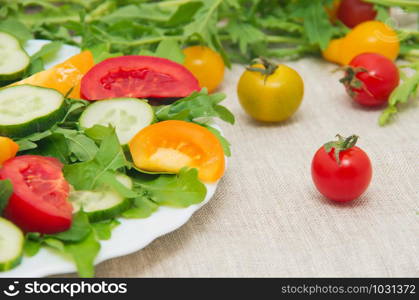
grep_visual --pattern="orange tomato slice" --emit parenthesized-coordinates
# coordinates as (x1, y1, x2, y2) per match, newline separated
(0, 137, 19, 165)
(129, 120, 225, 183)
(12, 50, 94, 98)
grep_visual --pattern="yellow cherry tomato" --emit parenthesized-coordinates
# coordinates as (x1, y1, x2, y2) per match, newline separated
(323, 21, 400, 65)
(0, 137, 18, 165)
(183, 46, 225, 93)
(237, 60, 304, 122)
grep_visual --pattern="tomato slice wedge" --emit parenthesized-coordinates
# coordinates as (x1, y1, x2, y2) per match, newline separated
(80, 56, 200, 101)
(12, 50, 94, 99)
(129, 120, 225, 183)
(0, 155, 72, 234)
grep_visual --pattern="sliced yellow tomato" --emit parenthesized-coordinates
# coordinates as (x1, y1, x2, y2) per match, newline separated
(12, 50, 94, 98)
(129, 120, 225, 183)
(0, 137, 18, 165)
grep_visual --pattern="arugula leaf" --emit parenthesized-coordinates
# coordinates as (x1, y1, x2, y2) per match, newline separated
(165, 1, 204, 27)
(24, 41, 63, 77)
(30, 133, 70, 163)
(0, 18, 33, 44)
(122, 195, 159, 219)
(30, 41, 63, 62)
(64, 231, 100, 278)
(290, 0, 337, 50)
(16, 130, 53, 151)
(0, 180, 13, 215)
(24, 238, 42, 257)
(84, 124, 115, 142)
(43, 238, 65, 252)
(47, 211, 91, 243)
(154, 39, 185, 64)
(203, 125, 231, 157)
(102, 4, 170, 23)
(133, 168, 207, 208)
(155, 90, 235, 125)
(24, 127, 98, 163)
(379, 67, 419, 126)
(87, 42, 123, 64)
(225, 22, 266, 54)
(92, 219, 120, 240)
(184, 0, 222, 45)
(64, 128, 128, 192)
(25, 211, 101, 277)
(54, 128, 98, 162)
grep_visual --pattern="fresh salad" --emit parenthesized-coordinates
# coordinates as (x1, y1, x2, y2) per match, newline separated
(0, 31, 234, 277)
(0, 0, 418, 278)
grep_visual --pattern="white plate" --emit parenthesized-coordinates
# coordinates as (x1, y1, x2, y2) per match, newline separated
(0, 40, 223, 277)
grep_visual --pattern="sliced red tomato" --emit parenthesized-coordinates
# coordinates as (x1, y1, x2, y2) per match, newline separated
(80, 55, 200, 101)
(0, 155, 72, 234)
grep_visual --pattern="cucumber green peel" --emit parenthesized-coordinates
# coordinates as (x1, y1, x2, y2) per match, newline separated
(0, 218, 24, 272)
(0, 85, 66, 138)
(0, 31, 30, 82)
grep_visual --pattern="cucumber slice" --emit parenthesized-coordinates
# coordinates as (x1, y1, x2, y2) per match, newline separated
(80, 98, 154, 144)
(0, 217, 24, 272)
(0, 32, 30, 82)
(0, 85, 66, 137)
(70, 174, 133, 222)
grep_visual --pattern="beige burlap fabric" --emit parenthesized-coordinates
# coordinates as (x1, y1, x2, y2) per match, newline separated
(73, 58, 417, 277)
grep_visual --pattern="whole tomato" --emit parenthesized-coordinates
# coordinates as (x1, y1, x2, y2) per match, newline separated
(311, 135, 372, 202)
(340, 53, 400, 107)
(323, 21, 400, 65)
(337, 0, 377, 28)
(183, 46, 225, 93)
(237, 58, 304, 122)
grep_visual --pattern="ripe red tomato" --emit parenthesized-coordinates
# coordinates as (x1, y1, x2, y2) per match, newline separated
(81, 55, 200, 101)
(340, 53, 399, 107)
(311, 135, 372, 202)
(337, 0, 377, 28)
(0, 155, 72, 234)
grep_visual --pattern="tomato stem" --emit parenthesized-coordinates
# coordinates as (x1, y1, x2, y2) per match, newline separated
(324, 134, 359, 165)
(339, 67, 371, 98)
(246, 58, 278, 83)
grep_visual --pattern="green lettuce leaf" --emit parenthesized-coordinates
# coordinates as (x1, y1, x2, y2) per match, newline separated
(0, 179, 13, 215)
(64, 231, 100, 278)
(133, 168, 207, 208)
(155, 90, 234, 125)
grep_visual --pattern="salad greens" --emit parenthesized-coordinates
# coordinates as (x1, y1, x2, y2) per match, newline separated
(379, 63, 419, 125)
(6, 88, 232, 277)
(0, 180, 13, 215)
(2, 0, 418, 64)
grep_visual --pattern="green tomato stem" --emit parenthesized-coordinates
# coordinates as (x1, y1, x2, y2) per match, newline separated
(323, 135, 359, 165)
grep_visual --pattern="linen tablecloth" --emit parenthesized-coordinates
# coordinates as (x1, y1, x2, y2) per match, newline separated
(77, 58, 418, 277)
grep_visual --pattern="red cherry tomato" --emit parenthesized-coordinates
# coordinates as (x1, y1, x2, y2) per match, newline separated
(81, 55, 200, 101)
(0, 155, 72, 234)
(311, 135, 372, 202)
(340, 53, 399, 107)
(337, 0, 377, 28)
